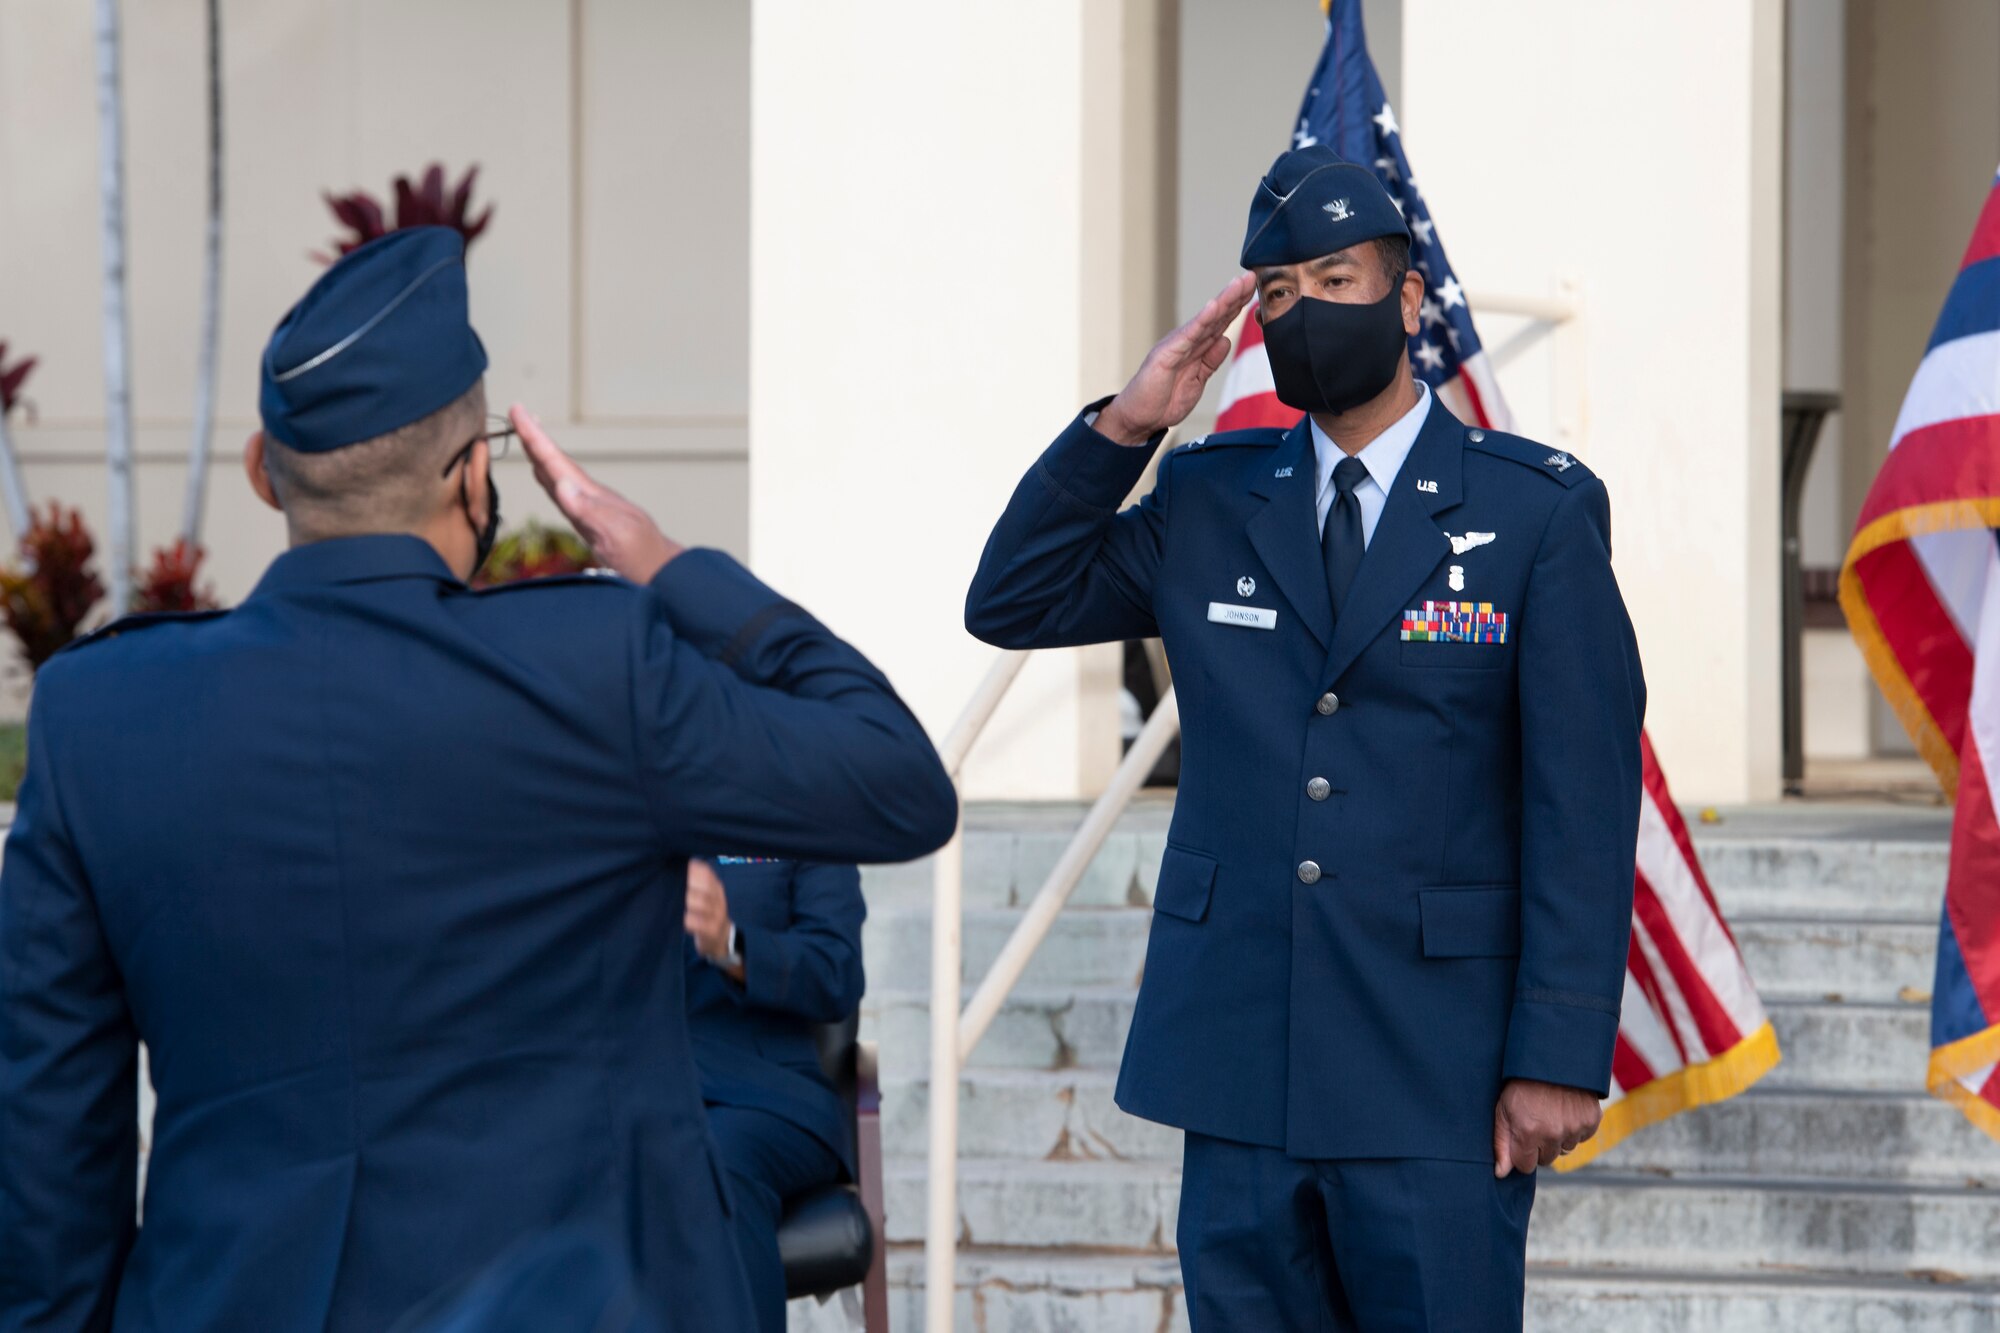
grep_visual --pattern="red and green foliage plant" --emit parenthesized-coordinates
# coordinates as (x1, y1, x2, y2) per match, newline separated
(321, 163, 494, 261)
(0, 342, 36, 415)
(473, 520, 598, 589)
(0, 505, 106, 671)
(132, 538, 220, 615)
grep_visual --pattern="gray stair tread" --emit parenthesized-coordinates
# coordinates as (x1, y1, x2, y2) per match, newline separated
(1541, 1168, 2000, 1199)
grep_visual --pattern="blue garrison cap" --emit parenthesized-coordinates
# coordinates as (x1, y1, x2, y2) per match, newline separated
(1239, 145, 1409, 269)
(259, 227, 488, 453)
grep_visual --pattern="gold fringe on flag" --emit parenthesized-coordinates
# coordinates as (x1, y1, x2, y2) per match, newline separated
(1554, 1022, 1781, 1172)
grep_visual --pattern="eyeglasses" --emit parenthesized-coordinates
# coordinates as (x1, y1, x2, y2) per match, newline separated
(441, 415, 519, 478)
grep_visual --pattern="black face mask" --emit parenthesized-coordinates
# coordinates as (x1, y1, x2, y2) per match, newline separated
(1260, 285, 1408, 415)
(463, 472, 501, 580)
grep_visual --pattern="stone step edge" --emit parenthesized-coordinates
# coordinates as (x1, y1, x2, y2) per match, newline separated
(880, 1065, 1951, 1102)
(868, 903, 1941, 924)
(869, 1247, 2000, 1298)
(882, 1157, 2000, 1201)
(866, 984, 1932, 1013)
(1526, 1263, 2000, 1297)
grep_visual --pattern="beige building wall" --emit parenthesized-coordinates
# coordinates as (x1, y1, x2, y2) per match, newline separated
(748, 0, 1174, 801)
(9, 0, 1978, 801)
(1402, 0, 1787, 803)
(0, 0, 752, 670)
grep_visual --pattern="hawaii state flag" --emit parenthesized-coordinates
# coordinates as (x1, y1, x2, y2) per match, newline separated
(1219, 0, 1780, 1168)
(1840, 170, 2000, 1139)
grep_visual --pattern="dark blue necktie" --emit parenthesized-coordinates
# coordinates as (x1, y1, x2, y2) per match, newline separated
(1322, 455, 1369, 619)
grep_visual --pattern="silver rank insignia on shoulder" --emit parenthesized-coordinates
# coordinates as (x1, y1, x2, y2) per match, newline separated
(1446, 531, 1496, 555)
(1237, 576, 1256, 598)
(1544, 451, 1577, 472)
(1416, 479, 1439, 494)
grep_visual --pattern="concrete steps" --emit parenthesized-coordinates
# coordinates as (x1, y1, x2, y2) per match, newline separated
(877, 1067, 2000, 1184)
(1530, 1172, 2000, 1279)
(801, 802, 1978, 1330)
(1523, 1267, 2000, 1333)
(868, 987, 1936, 1089)
(877, 1159, 2000, 1280)
(790, 1254, 2000, 1333)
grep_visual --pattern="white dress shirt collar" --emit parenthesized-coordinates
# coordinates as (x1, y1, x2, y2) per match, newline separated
(1309, 381, 1433, 544)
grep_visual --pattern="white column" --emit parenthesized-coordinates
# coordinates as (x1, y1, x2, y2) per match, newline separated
(1401, 0, 1786, 803)
(749, 1, 1170, 800)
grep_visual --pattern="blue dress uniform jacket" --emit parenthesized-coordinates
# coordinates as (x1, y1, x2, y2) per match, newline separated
(0, 535, 955, 1333)
(686, 860, 864, 1176)
(966, 400, 1645, 1162)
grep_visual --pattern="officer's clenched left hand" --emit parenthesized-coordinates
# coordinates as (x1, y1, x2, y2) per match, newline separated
(512, 404, 684, 584)
(1492, 1077, 1602, 1176)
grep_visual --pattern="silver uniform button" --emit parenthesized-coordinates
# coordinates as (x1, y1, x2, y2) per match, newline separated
(1315, 692, 1341, 716)
(1307, 777, 1330, 801)
(1297, 860, 1322, 884)
(1468, 429, 1485, 442)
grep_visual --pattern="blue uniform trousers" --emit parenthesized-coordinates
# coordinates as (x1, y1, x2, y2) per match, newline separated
(708, 1104, 845, 1333)
(1179, 1132, 1535, 1332)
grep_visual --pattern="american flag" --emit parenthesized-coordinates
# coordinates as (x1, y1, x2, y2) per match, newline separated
(1218, 0, 1780, 1169)
(1841, 170, 2000, 1139)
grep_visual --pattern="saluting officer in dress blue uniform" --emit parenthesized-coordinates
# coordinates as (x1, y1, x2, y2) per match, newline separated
(681, 856, 863, 1333)
(0, 226, 957, 1333)
(966, 148, 1646, 1330)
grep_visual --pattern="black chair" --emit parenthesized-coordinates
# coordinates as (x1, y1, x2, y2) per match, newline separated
(776, 1013, 887, 1332)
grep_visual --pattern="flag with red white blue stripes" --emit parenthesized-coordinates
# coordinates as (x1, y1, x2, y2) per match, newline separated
(1219, 0, 1780, 1169)
(1841, 170, 2000, 1139)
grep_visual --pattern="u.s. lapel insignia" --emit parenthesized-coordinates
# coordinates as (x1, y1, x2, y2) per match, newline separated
(1274, 466, 1294, 478)
(1448, 565, 1465, 592)
(1446, 531, 1496, 556)
(1416, 479, 1439, 494)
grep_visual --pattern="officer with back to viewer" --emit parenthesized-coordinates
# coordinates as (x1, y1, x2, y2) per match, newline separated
(0, 226, 957, 1333)
(965, 146, 1647, 1331)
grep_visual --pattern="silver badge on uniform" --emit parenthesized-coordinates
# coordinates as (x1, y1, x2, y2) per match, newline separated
(1324, 198, 1354, 223)
(1446, 531, 1496, 556)
(1448, 565, 1465, 592)
(1237, 576, 1256, 598)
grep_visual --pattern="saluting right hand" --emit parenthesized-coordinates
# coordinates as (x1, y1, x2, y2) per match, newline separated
(1092, 274, 1257, 446)
(512, 404, 684, 585)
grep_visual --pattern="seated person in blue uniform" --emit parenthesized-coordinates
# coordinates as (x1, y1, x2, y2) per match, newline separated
(682, 856, 863, 1333)
(0, 226, 956, 1333)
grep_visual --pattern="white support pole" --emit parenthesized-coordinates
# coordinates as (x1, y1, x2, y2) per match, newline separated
(922, 649, 1025, 1331)
(182, 0, 224, 543)
(1464, 289, 1577, 325)
(959, 688, 1179, 1061)
(940, 651, 1029, 775)
(94, 0, 136, 614)
(923, 819, 964, 1333)
(0, 411, 31, 540)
